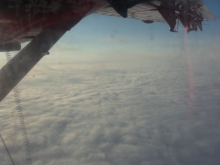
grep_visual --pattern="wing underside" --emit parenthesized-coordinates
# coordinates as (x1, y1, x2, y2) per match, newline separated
(95, 0, 215, 22)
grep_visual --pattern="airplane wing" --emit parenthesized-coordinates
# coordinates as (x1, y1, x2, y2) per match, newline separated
(197, 0, 216, 21)
(94, 0, 215, 23)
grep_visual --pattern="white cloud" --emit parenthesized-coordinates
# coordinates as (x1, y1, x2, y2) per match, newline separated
(1, 53, 220, 165)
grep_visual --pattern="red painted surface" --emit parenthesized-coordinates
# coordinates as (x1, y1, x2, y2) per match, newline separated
(0, 0, 107, 45)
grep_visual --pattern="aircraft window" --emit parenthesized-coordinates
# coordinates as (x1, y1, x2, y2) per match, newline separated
(0, 0, 220, 165)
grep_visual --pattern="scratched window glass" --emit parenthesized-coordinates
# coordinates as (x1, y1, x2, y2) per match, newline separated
(0, 1, 220, 165)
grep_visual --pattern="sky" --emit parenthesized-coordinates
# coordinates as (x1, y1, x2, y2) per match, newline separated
(45, 0, 220, 63)
(1, 0, 220, 165)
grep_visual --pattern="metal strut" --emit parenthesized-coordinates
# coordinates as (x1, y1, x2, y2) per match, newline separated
(0, 29, 66, 165)
(0, 29, 67, 102)
(0, 29, 66, 164)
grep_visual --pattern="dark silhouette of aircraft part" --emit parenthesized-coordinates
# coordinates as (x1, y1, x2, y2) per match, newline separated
(96, 0, 214, 33)
(106, 0, 147, 17)
(156, 2, 177, 32)
(147, 0, 206, 33)
(176, 1, 205, 32)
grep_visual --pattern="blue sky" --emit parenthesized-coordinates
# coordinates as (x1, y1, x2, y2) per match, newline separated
(50, 0, 220, 62)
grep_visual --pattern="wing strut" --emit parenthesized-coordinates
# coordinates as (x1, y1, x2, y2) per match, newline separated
(0, 29, 66, 102)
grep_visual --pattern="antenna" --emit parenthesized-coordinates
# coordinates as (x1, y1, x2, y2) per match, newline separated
(0, 133, 15, 165)
(5, 51, 33, 165)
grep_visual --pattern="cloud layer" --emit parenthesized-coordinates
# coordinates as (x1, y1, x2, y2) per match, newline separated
(1, 54, 220, 165)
